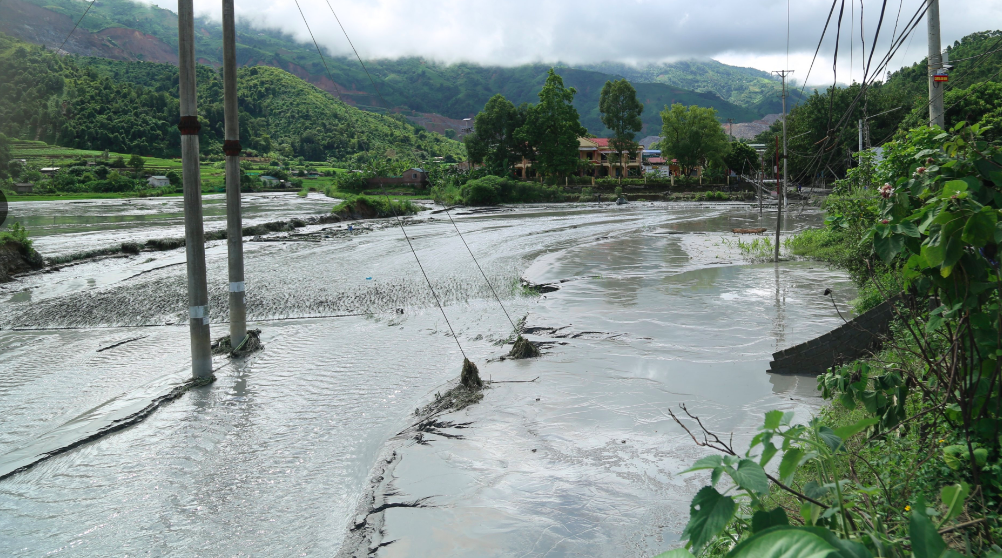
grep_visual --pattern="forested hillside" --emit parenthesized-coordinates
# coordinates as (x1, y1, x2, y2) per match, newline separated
(0, 33, 464, 162)
(751, 29, 1002, 184)
(579, 59, 802, 115)
(0, 0, 770, 131)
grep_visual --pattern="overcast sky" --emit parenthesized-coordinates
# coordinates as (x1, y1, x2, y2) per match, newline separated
(154, 0, 1001, 86)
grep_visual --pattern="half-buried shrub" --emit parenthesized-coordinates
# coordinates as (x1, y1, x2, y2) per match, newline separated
(331, 195, 421, 219)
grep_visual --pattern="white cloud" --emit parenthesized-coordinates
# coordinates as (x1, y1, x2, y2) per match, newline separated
(150, 0, 1002, 84)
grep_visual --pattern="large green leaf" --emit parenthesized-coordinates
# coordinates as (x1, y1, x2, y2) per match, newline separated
(910, 511, 947, 558)
(962, 208, 997, 247)
(728, 458, 770, 495)
(752, 507, 790, 533)
(874, 233, 905, 263)
(681, 486, 736, 554)
(778, 448, 804, 484)
(725, 527, 838, 558)
(682, 454, 723, 473)
(832, 418, 879, 441)
(941, 180, 969, 198)
(818, 427, 844, 453)
(940, 482, 971, 524)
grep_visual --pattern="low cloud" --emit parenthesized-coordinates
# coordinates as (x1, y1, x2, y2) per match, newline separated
(152, 0, 1000, 84)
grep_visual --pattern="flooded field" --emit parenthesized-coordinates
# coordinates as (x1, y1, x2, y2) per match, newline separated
(0, 195, 854, 556)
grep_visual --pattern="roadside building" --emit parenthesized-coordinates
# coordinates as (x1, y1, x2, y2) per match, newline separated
(13, 182, 34, 194)
(147, 175, 170, 188)
(366, 168, 429, 188)
(513, 138, 646, 179)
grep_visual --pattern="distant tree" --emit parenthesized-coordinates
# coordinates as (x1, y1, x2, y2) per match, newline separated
(464, 94, 529, 176)
(128, 154, 145, 176)
(515, 69, 588, 179)
(110, 156, 126, 168)
(599, 79, 644, 183)
(723, 141, 761, 176)
(943, 81, 1002, 141)
(165, 170, 181, 186)
(658, 104, 729, 179)
(0, 133, 10, 180)
(444, 129, 457, 140)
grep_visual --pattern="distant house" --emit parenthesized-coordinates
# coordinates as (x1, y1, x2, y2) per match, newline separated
(259, 175, 280, 186)
(306, 171, 321, 179)
(39, 167, 60, 175)
(515, 138, 646, 179)
(366, 168, 429, 188)
(147, 175, 170, 187)
(13, 182, 33, 194)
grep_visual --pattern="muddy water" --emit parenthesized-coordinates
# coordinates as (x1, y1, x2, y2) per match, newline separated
(0, 198, 854, 556)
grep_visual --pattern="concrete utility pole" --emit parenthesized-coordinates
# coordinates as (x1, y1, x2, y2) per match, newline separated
(177, 0, 213, 381)
(926, 0, 945, 128)
(772, 69, 793, 263)
(858, 119, 864, 155)
(222, 0, 247, 349)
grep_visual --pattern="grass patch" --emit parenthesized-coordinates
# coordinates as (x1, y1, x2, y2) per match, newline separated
(331, 194, 421, 219)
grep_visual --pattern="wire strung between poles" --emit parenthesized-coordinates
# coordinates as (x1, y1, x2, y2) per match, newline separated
(321, 0, 522, 338)
(379, 191, 469, 360)
(441, 206, 518, 332)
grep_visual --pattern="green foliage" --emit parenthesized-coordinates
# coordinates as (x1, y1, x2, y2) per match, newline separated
(0, 32, 463, 162)
(330, 194, 420, 218)
(0, 133, 10, 180)
(659, 104, 730, 177)
(8, 0, 763, 135)
(600, 79, 644, 182)
(756, 82, 907, 184)
(0, 221, 32, 251)
(581, 59, 803, 116)
(515, 69, 588, 178)
(454, 175, 566, 206)
(724, 141, 760, 175)
(677, 124, 1002, 557)
(464, 94, 529, 175)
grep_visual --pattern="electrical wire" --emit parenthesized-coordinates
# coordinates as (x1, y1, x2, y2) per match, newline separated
(56, 0, 96, 54)
(320, 0, 521, 335)
(290, 0, 470, 357)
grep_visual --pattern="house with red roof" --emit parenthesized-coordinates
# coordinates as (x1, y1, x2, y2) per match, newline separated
(514, 137, 649, 179)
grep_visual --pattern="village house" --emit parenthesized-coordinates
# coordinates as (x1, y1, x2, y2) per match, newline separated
(514, 138, 646, 179)
(13, 182, 34, 194)
(259, 175, 280, 186)
(366, 168, 429, 188)
(147, 175, 170, 188)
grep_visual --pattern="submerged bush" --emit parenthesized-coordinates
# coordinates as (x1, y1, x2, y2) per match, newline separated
(331, 194, 421, 219)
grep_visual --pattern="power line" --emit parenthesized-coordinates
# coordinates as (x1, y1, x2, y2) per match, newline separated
(289, 0, 471, 357)
(320, 0, 521, 336)
(56, 0, 96, 54)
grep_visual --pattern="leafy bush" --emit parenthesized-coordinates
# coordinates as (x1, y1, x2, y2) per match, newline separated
(331, 194, 420, 219)
(668, 123, 1002, 557)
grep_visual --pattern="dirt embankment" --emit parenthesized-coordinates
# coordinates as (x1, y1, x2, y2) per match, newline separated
(0, 241, 43, 282)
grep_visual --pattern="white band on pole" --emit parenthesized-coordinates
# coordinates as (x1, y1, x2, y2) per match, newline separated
(189, 305, 207, 319)
(229, 281, 245, 292)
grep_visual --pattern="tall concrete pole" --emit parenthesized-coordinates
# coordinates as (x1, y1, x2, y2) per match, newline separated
(177, 0, 213, 381)
(926, 0, 945, 128)
(222, 0, 247, 348)
(772, 70, 793, 262)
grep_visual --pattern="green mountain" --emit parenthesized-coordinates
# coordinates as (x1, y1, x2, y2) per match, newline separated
(0, 0, 764, 133)
(577, 59, 802, 115)
(0, 32, 464, 162)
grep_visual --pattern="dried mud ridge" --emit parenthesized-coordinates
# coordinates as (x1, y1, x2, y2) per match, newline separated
(0, 240, 43, 282)
(0, 373, 216, 481)
(37, 213, 362, 272)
